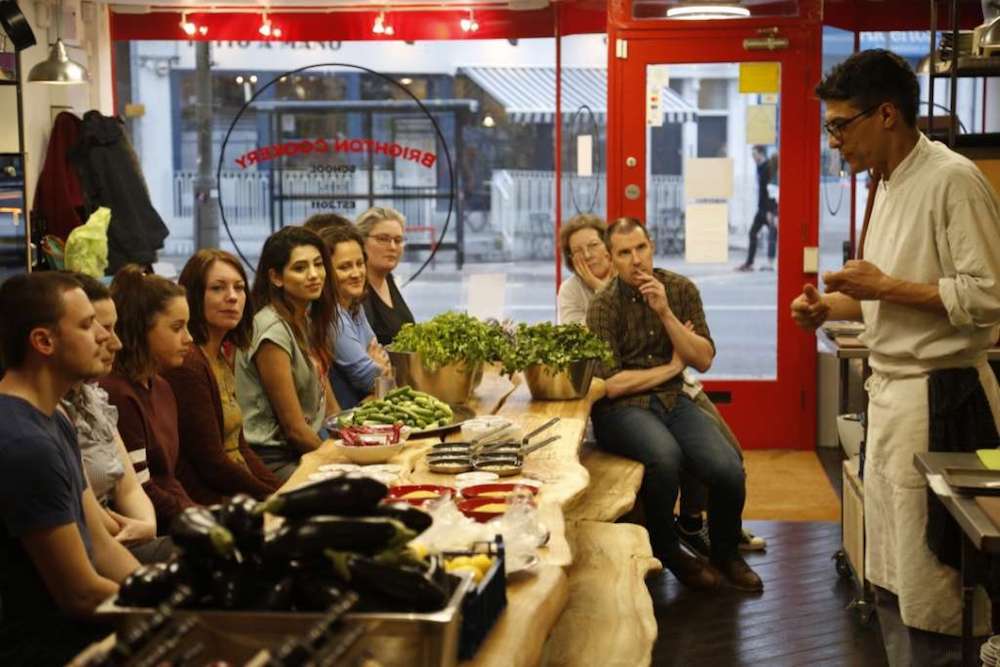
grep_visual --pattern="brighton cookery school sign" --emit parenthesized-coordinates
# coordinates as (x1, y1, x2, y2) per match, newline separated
(233, 137, 438, 170)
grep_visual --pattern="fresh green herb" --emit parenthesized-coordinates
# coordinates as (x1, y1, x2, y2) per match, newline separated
(389, 312, 509, 371)
(499, 322, 612, 376)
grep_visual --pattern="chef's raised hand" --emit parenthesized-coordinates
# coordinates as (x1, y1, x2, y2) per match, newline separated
(823, 260, 888, 301)
(791, 283, 830, 330)
(636, 271, 670, 317)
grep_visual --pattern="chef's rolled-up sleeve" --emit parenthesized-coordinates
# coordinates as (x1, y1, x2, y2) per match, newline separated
(939, 196, 1000, 330)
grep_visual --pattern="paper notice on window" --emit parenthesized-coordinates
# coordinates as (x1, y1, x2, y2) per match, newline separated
(685, 203, 729, 264)
(648, 65, 670, 89)
(466, 273, 506, 321)
(577, 135, 593, 177)
(646, 85, 663, 127)
(684, 158, 733, 200)
(746, 104, 777, 146)
(739, 62, 781, 94)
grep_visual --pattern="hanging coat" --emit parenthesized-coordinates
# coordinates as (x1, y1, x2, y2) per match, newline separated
(71, 111, 169, 273)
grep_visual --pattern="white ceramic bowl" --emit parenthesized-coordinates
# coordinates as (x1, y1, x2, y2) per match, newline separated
(333, 439, 404, 464)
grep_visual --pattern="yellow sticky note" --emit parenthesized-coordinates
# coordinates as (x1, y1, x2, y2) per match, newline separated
(978, 449, 1000, 470)
(739, 62, 780, 94)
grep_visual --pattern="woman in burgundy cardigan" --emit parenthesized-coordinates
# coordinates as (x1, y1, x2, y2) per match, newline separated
(101, 266, 197, 531)
(165, 250, 280, 503)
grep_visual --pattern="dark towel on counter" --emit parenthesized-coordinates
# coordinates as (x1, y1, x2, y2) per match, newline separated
(927, 366, 1000, 570)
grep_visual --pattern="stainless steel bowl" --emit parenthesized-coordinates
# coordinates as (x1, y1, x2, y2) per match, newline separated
(523, 358, 598, 401)
(387, 349, 483, 405)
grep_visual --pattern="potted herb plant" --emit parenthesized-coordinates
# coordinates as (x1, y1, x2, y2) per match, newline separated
(388, 312, 508, 404)
(500, 322, 612, 400)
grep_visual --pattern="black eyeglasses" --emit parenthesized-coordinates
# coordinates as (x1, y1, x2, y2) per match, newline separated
(823, 104, 880, 138)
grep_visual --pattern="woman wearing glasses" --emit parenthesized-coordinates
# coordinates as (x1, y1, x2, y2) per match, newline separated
(557, 214, 613, 325)
(355, 206, 415, 346)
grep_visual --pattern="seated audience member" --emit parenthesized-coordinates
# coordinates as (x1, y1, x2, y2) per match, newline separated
(101, 266, 198, 531)
(61, 273, 173, 564)
(236, 226, 339, 482)
(318, 225, 391, 409)
(165, 250, 281, 503)
(561, 218, 765, 554)
(303, 212, 352, 235)
(586, 218, 762, 592)
(355, 206, 414, 345)
(558, 214, 614, 325)
(0, 272, 139, 665)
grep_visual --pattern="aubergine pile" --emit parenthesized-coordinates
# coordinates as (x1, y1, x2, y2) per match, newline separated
(117, 475, 452, 614)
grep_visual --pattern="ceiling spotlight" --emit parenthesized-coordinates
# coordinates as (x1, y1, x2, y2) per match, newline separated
(259, 13, 272, 37)
(460, 9, 479, 33)
(179, 12, 196, 36)
(482, 114, 495, 128)
(236, 75, 244, 84)
(372, 11, 386, 34)
(198, 25, 208, 36)
(385, 24, 395, 36)
(400, 77, 413, 85)
(666, 2, 750, 19)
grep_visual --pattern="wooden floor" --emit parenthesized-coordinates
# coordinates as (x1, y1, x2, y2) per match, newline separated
(646, 449, 889, 667)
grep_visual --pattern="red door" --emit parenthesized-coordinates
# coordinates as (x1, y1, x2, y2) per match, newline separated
(607, 10, 822, 449)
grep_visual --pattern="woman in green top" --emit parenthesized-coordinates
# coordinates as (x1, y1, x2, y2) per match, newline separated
(235, 227, 339, 482)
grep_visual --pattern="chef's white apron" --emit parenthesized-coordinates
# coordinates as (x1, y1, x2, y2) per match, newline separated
(864, 357, 1000, 635)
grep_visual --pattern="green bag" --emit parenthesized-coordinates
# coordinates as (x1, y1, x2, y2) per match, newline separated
(64, 207, 111, 277)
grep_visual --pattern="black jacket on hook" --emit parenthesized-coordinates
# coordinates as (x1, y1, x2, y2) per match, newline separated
(71, 111, 169, 273)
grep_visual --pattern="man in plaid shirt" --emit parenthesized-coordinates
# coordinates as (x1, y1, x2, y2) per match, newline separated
(587, 218, 762, 592)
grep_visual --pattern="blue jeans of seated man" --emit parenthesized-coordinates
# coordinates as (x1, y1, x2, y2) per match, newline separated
(592, 394, 746, 561)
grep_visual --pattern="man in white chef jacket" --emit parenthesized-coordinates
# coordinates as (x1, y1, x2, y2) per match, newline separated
(792, 49, 1000, 665)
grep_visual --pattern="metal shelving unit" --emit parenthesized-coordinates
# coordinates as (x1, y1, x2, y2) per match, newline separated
(0, 46, 29, 278)
(927, 0, 1000, 151)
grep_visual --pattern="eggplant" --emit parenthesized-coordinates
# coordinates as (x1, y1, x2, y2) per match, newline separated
(255, 575, 295, 611)
(293, 574, 348, 612)
(209, 568, 248, 610)
(255, 475, 388, 519)
(220, 493, 264, 555)
(117, 563, 177, 607)
(373, 502, 433, 534)
(325, 550, 448, 612)
(171, 507, 238, 561)
(284, 516, 415, 559)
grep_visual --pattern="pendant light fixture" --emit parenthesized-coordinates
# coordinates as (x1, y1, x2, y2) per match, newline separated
(28, 0, 89, 84)
(666, 1, 750, 19)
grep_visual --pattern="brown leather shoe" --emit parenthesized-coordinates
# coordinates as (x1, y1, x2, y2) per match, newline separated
(662, 550, 722, 591)
(713, 556, 763, 592)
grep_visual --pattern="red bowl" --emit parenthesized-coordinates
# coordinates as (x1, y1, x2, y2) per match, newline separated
(460, 483, 541, 500)
(457, 495, 535, 523)
(387, 484, 455, 506)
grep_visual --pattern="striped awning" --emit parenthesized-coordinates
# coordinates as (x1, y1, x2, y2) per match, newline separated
(459, 66, 698, 124)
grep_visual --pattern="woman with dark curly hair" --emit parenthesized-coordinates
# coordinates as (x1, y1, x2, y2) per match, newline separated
(235, 226, 339, 481)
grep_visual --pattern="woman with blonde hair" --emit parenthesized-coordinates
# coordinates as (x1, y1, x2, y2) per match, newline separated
(355, 206, 414, 345)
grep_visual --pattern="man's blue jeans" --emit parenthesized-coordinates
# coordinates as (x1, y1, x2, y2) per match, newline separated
(592, 394, 746, 561)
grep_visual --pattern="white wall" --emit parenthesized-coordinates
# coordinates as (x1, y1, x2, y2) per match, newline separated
(18, 1, 113, 210)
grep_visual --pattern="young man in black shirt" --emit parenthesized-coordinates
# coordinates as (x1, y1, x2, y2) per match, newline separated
(0, 272, 140, 665)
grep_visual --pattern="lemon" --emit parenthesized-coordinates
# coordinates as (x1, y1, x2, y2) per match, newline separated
(470, 554, 494, 574)
(446, 556, 473, 570)
(448, 565, 483, 583)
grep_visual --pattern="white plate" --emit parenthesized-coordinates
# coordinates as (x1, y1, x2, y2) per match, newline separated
(317, 463, 361, 473)
(364, 464, 403, 474)
(506, 553, 540, 576)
